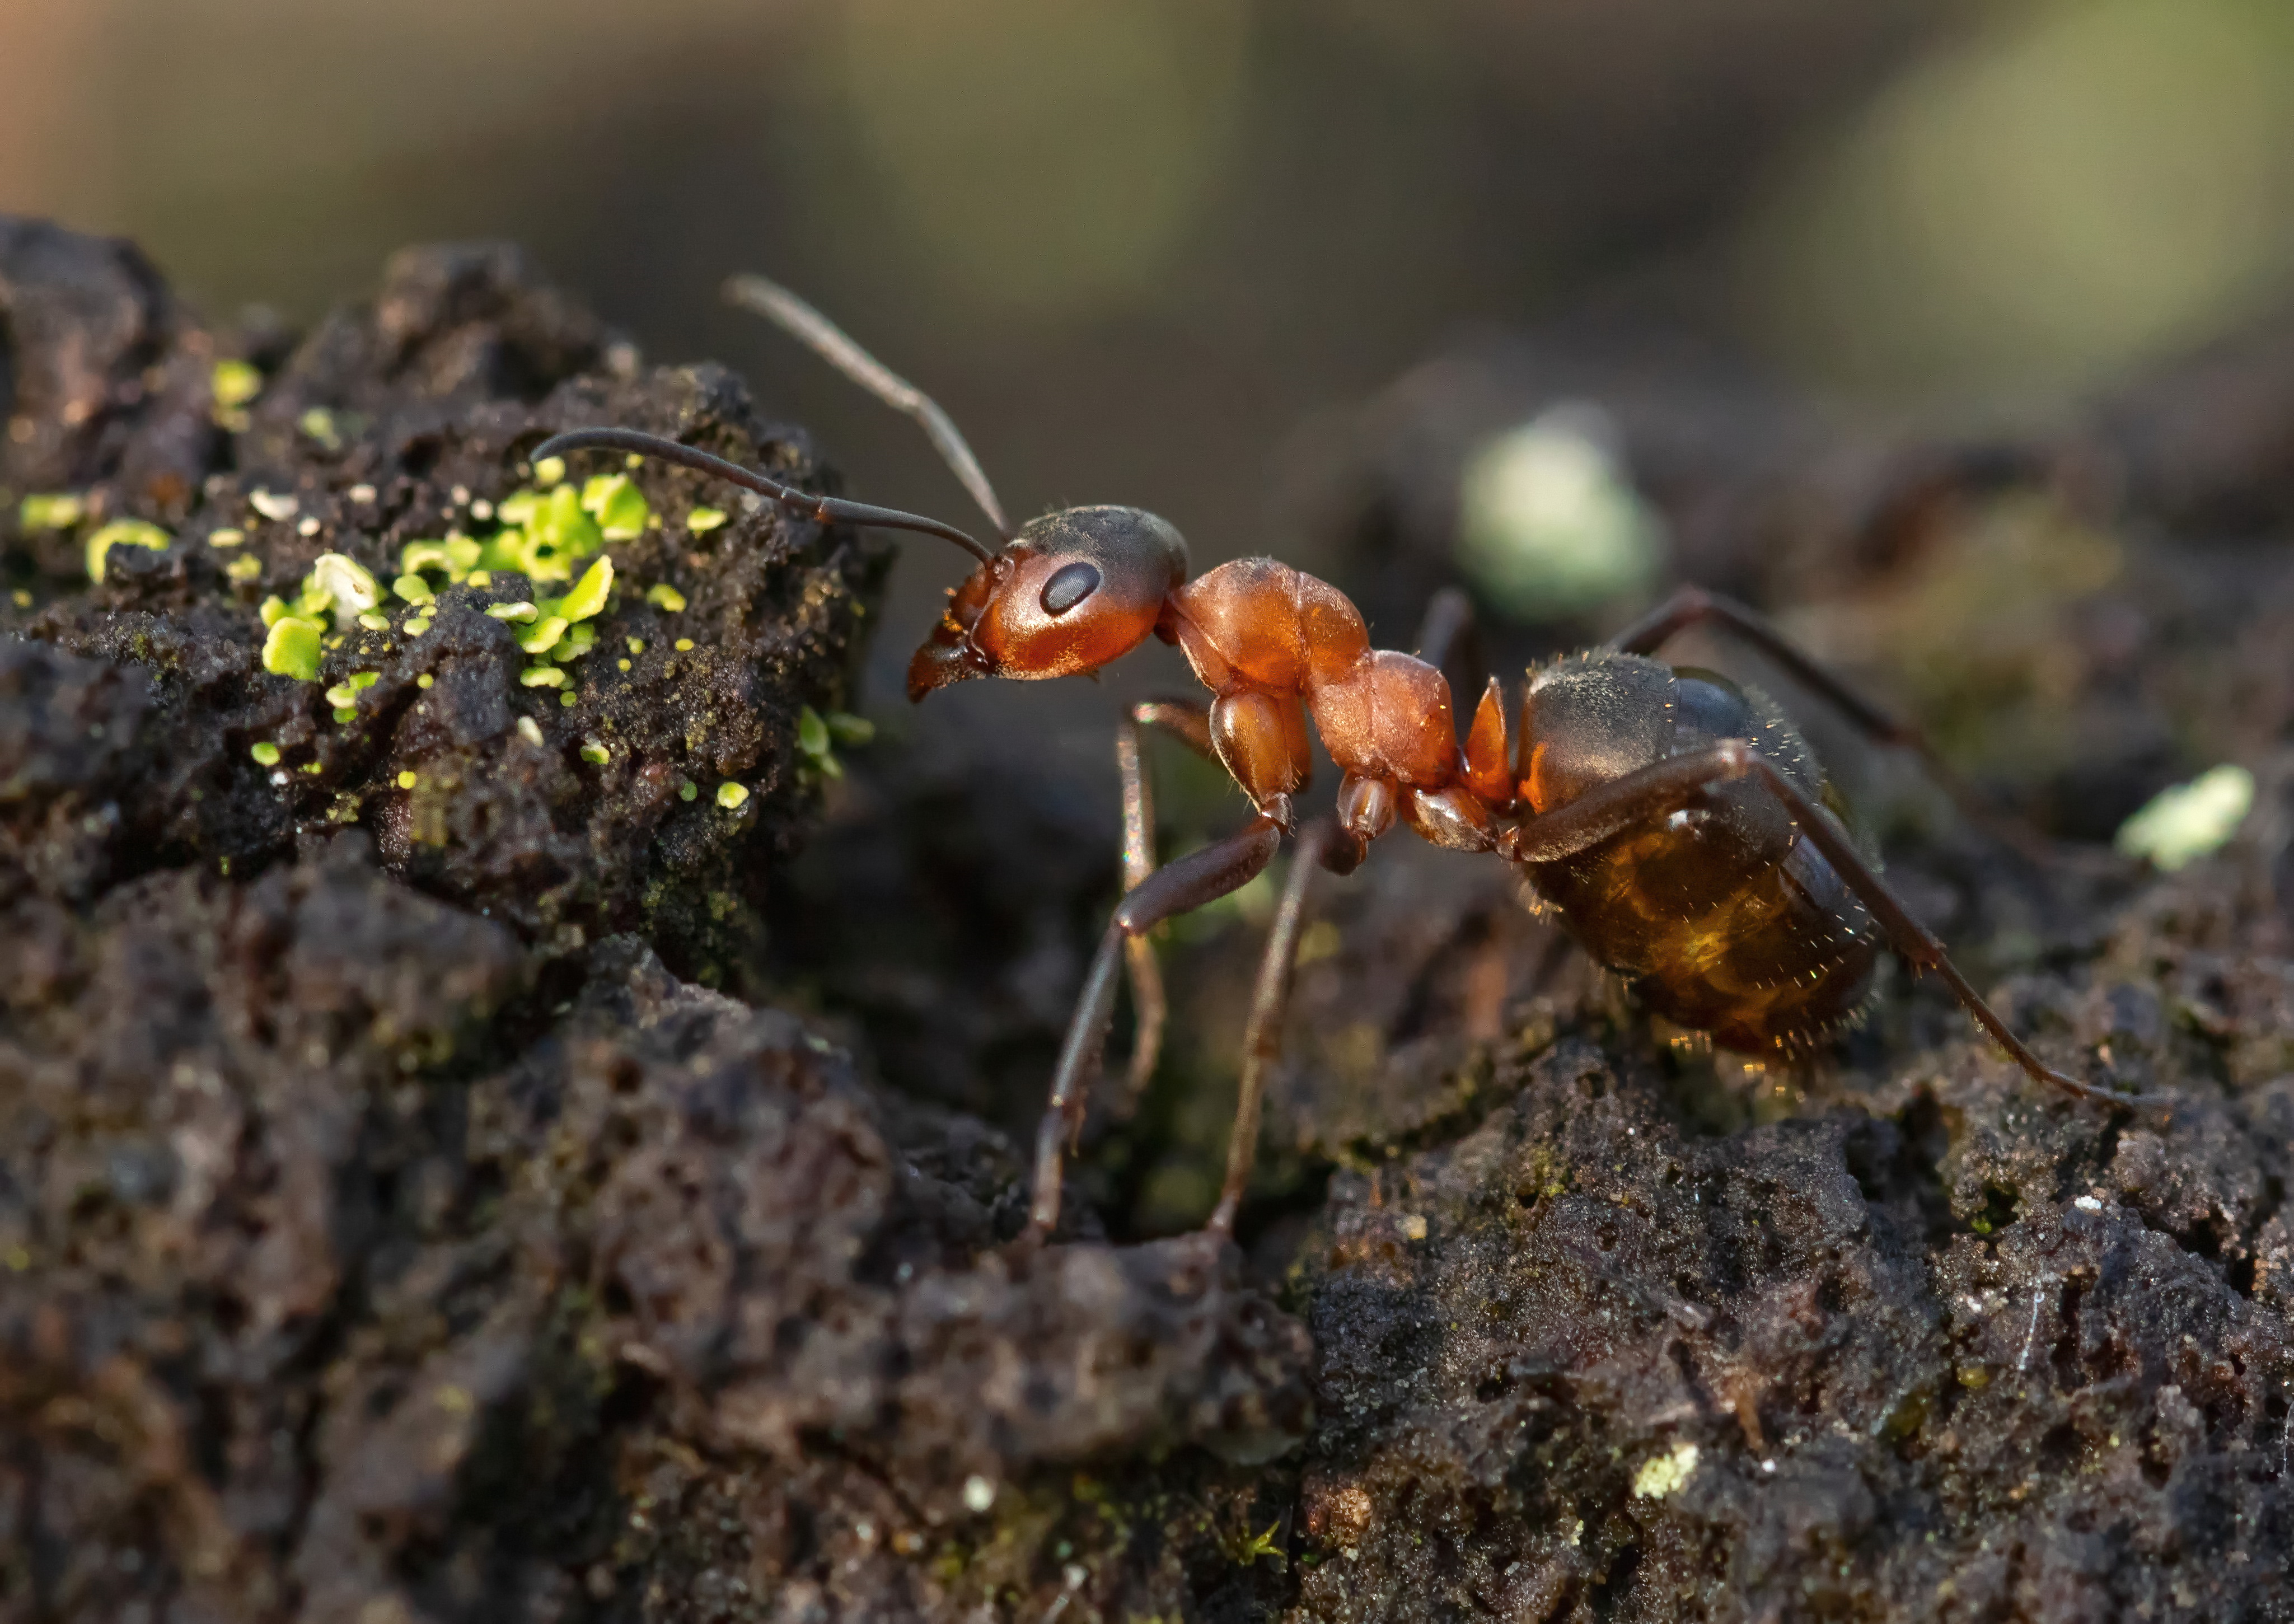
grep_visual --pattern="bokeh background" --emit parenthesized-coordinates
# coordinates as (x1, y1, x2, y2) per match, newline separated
(13, 0, 2294, 690)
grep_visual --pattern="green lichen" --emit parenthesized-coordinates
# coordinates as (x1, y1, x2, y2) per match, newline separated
(579, 741, 610, 765)
(298, 407, 343, 450)
(86, 519, 171, 583)
(685, 506, 728, 533)
(531, 455, 567, 487)
(249, 741, 280, 765)
(208, 527, 245, 548)
(18, 493, 85, 530)
(262, 617, 324, 681)
(520, 665, 567, 688)
(211, 359, 262, 410)
(717, 781, 750, 809)
(518, 617, 569, 656)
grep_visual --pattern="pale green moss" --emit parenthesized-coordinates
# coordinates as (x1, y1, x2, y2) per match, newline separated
(86, 519, 171, 583)
(19, 493, 85, 530)
(262, 617, 324, 680)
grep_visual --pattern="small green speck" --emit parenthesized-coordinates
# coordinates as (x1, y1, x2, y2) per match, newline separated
(394, 574, 433, 603)
(686, 506, 728, 533)
(717, 781, 750, 809)
(298, 406, 342, 450)
(8, 589, 29, 608)
(357, 611, 389, 631)
(208, 527, 245, 548)
(397, 770, 418, 789)
(627, 637, 645, 654)
(324, 683, 358, 708)
(86, 519, 170, 583)
(521, 665, 568, 687)
(487, 601, 538, 623)
(517, 717, 545, 746)
(250, 742, 281, 765)
(404, 618, 432, 637)
(332, 705, 357, 724)
(261, 616, 324, 680)
(532, 455, 567, 487)
(680, 781, 697, 802)
(211, 358, 262, 410)
(798, 706, 831, 757)
(350, 671, 378, 690)
(559, 690, 577, 707)
(674, 637, 695, 652)
(225, 555, 262, 582)
(19, 493, 85, 530)
(645, 583, 686, 612)
(580, 741, 610, 765)
(300, 761, 323, 775)
(416, 673, 434, 689)
(616, 658, 631, 672)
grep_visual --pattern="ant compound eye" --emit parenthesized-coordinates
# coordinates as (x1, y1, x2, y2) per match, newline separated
(1039, 560, 1102, 616)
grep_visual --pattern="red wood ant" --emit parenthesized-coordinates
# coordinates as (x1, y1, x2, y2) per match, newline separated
(536, 275, 2159, 1245)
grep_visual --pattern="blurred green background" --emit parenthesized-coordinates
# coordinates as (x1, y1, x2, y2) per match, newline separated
(14, 0, 2294, 574)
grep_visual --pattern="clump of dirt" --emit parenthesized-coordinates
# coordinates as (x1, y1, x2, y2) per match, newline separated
(0, 221, 1313, 1624)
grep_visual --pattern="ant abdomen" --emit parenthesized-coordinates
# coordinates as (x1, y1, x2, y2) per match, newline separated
(1515, 652, 1884, 1054)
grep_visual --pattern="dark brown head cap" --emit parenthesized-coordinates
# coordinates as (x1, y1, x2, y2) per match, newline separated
(908, 506, 1187, 699)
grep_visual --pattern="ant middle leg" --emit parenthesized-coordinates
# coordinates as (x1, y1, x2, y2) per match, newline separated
(1605, 586, 2050, 859)
(1030, 809, 1282, 1239)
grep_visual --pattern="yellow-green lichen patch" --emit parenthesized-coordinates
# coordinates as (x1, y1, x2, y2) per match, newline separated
(416, 673, 434, 689)
(531, 455, 567, 487)
(249, 741, 280, 765)
(673, 637, 694, 652)
(357, 611, 389, 631)
(579, 473, 650, 541)
(645, 583, 686, 612)
(518, 617, 568, 656)
(2114, 764, 2255, 871)
(212, 358, 261, 410)
(208, 527, 245, 548)
(262, 617, 324, 681)
(1631, 1440, 1699, 1500)
(685, 506, 728, 533)
(397, 770, 418, 789)
(679, 780, 697, 802)
(579, 741, 609, 765)
(520, 665, 567, 688)
(86, 520, 171, 583)
(20, 493, 86, 530)
(717, 781, 750, 810)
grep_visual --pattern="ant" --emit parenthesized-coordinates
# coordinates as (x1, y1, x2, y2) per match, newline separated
(537, 275, 2159, 1247)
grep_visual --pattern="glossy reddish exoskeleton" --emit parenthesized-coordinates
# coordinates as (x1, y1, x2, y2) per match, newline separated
(535, 275, 2159, 1245)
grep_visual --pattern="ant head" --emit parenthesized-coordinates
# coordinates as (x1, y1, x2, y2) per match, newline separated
(908, 506, 1188, 699)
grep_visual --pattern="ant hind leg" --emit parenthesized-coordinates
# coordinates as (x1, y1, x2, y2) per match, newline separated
(1607, 586, 2056, 863)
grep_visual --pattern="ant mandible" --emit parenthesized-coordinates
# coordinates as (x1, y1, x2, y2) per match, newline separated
(536, 275, 2157, 1247)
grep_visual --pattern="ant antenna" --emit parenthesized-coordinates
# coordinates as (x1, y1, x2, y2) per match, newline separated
(528, 427, 998, 565)
(724, 272, 1012, 541)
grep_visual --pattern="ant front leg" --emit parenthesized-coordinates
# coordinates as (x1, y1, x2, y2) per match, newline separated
(1031, 811, 1284, 1240)
(1115, 699, 1218, 1104)
(1607, 586, 2052, 861)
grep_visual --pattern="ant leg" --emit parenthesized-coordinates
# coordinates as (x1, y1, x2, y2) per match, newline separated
(1415, 586, 1488, 704)
(1606, 586, 2047, 859)
(1210, 820, 1333, 1237)
(1116, 699, 1216, 1104)
(1029, 813, 1284, 1239)
(1729, 752, 2170, 1110)
(1503, 742, 2166, 1108)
